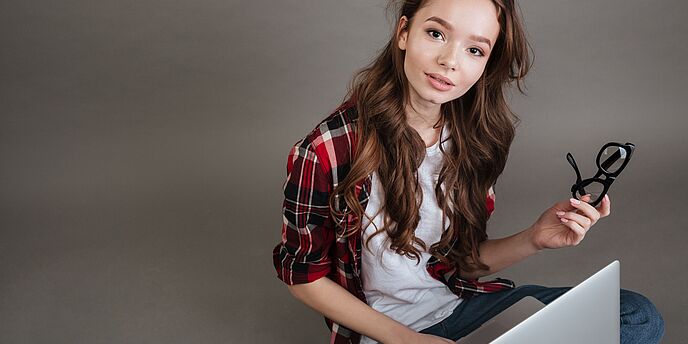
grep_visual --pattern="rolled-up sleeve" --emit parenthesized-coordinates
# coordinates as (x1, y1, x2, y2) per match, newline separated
(272, 139, 335, 285)
(487, 185, 496, 217)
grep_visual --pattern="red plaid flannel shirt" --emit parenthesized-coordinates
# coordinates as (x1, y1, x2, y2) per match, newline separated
(272, 100, 515, 343)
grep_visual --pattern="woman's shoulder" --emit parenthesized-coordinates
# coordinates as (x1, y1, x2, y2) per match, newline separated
(290, 100, 359, 169)
(304, 99, 358, 143)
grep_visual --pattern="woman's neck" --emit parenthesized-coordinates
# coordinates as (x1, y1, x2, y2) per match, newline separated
(405, 102, 443, 148)
(405, 102, 442, 130)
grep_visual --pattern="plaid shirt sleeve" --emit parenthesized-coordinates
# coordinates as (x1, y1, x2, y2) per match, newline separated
(272, 137, 335, 285)
(426, 184, 516, 297)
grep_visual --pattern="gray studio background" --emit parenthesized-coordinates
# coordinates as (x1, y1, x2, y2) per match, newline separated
(1, 0, 686, 343)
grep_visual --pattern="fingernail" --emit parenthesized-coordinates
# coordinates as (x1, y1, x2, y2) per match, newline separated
(604, 194, 609, 201)
(570, 198, 581, 205)
(556, 211, 565, 216)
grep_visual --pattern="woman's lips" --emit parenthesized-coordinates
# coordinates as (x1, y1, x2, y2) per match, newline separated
(426, 73, 454, 91)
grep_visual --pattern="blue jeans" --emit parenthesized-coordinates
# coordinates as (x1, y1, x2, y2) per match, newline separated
(418, 285, 664, 343)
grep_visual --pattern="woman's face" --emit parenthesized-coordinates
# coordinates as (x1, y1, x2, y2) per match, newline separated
(397, 0, 501, 108)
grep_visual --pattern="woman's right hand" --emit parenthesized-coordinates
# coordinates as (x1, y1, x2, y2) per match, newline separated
(403, 333, 455, 343)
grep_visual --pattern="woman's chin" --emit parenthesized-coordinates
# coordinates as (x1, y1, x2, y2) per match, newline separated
(422, 94, 449, 105)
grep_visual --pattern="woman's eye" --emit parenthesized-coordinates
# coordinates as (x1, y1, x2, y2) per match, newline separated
(426, 29, 444, 40)
(469, 47, 485, 57)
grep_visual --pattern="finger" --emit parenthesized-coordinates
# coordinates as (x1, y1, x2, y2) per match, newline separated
(558, 211, 592, 229)
(597, 194, 611, 217)
(559, 216, 586, 243)
(570, 197, 600, 224)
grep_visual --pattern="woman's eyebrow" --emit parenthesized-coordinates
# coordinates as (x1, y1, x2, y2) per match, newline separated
(424, 16, 492, 48)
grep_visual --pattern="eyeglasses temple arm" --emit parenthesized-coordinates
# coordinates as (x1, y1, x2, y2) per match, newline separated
(566, 153, 582, 182)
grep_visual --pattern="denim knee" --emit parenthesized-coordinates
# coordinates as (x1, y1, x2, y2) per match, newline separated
(621, 289, 664, 343)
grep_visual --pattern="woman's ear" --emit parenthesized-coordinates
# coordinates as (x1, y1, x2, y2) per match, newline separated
(397, 16, 409, 51)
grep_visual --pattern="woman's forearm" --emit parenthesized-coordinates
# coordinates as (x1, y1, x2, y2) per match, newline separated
(287, 276, 416, 343)
(459, 226, 541, 280)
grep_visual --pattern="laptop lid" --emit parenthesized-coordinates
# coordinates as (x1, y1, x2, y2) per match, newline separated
(490, 260, 620, 344)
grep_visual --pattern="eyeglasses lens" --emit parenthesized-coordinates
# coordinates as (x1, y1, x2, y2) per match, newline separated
(574, 179, 605, 204)
(599, 146, 628, 174)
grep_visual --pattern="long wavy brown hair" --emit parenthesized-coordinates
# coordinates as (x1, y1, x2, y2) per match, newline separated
(329, 0, 533, 274)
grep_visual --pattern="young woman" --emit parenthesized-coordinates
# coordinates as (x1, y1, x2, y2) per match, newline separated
(272, 0, 665, 343)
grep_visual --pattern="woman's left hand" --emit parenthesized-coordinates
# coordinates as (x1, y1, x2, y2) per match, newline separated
(529, 194, 612, 250)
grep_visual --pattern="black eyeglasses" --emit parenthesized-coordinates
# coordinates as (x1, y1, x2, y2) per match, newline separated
(566, 142, 635, 208)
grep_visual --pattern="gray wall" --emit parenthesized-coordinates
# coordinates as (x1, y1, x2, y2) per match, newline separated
(1, 0, 686, 343)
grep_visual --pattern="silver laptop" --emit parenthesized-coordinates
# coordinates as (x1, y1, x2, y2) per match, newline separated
(459, 260, 620, 344)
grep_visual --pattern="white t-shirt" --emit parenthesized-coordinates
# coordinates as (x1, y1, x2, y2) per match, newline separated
(359, 126, 462, 344)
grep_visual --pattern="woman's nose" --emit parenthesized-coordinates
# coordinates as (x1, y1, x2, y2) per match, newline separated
(437, 44, 461, 70)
